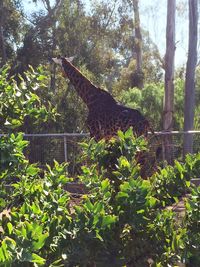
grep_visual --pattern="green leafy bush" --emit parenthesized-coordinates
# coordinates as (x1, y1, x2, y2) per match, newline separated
(0, 68, 200, 266)
(119, 78, 200, 131)
(1, 129, 200, 266)
(184, 186, 200, 266)
(0, 65, 56, 133)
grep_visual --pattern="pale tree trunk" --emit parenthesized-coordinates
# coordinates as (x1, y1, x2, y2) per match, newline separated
(0, 0, 6, 66)
(43, 0, 61, 91)
(183, 0, 198, 157)
(163, 0, 176, 164)
(132, 0, 143, 89)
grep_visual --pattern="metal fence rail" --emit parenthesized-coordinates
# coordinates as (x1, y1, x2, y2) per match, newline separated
(22, 133, 89, 174)
(23, 133, 89, 163)
(1, 131, 200, 174)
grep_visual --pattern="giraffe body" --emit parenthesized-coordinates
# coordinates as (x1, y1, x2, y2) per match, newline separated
(87, 104, 149, 141)
(52, 56, 150, 140)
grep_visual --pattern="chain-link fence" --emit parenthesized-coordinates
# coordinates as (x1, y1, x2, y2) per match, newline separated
(23, 131, 200, 165)
(1, 131, 200, 175)
(154, 131, 200, 162)
(22, 133, 89, 174)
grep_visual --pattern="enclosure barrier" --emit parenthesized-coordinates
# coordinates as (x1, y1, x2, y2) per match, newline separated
(1, 131, 200, 175)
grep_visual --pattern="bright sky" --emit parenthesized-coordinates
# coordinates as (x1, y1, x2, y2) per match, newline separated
(22, 0, 191, 68)
(140, 0, 189, 68)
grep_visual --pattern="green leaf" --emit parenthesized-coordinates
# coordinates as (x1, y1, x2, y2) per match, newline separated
(31, 253, 46, 264)
(101, 179, 110, 191)
(32, 232, 49, 250)
(0, 198, 6, 207)
(49, 259, 64, 267)
(175, 160, 184, 174)
(137, 209, 145, 214)
(96, 231, 103, 241)
(102, 215, 117, 228)
(31, 202, 41, 214)
(94, 202, 103, 214)
(120, 182, 130, 192)
(26, 164, 39, 176)
(37, 75, 46, 81)
(119, 156, 130, 168)
(7, 223, 13, 235)
(186, 180, 190, 187)
(0, 237, 16, 262)
(117, 192, 129, 198)
(124, 127, 133, 139)
(148, 196, 158, 207)
(117, 130, 125, 140)
(84, 200, 94, 212)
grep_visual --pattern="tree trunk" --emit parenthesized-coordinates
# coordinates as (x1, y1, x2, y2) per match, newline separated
(132, 0, 143, 89)
(183, 0, 198, 157)
(0, 0, 6, 66)
(50, 59, 57, 91)
(43, 0, 61, 91)
(163, 0, 176, 164)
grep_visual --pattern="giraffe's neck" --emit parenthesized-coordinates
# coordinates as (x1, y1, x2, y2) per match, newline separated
(61, 58, 116, 109)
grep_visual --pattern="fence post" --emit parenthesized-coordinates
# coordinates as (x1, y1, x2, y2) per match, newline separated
(64, 136, 68, 162)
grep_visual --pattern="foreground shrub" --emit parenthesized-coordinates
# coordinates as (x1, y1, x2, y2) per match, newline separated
(0, 65, 56, 133)
(0, 130, 200, 266)
(184, 186, 200, 266)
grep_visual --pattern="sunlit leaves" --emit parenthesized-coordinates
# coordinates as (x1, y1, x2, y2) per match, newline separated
(1, 128, 200, 266)
(0, 65, 56, 132)
(0, 237, 16, 263)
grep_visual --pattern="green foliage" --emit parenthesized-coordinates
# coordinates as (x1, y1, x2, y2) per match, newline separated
(118, 82, 164, 130)
(150, 159, 191, 207)
(1, 1, 199, 266)
(0, 64, 200, 266)
(0, 0, 24, 62)
(1, 129, 200, 266)
(0, 133, 28, 174)
(184, 186, 200, 266)
(119, 77, 200, 131)
(0, 66, 199, 265)
(0, 65, 56, 133)
(0, 160, 71, 266)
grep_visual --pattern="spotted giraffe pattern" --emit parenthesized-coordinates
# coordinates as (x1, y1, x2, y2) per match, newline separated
(52, 56, 151, 141)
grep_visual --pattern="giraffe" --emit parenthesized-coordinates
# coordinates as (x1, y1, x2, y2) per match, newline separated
(52, 55, 152, 141)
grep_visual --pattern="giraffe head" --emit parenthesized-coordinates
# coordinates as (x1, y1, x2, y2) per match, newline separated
(52, 55, 75, 78)
(52, 55, 74, 66)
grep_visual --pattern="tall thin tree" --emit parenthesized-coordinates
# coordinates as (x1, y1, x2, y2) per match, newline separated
(132, 0, 143, 89)
(163, 0, 176, 164)
(0, 0, 7, 66)
(183, 0, 198, 157)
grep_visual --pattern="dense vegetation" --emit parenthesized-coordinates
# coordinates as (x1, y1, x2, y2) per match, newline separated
(1, 129, 200, 266)
(0, 1, 200, 266)
(0, 67, 200, 266)
(0, 0, 199, 134)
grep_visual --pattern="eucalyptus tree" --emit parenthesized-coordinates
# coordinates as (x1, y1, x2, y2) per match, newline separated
(13, 0, 64, 78)
(183, 0, 198, 156)
(132, 0, 143, 88)
(0, 0, 24, 66)
(163, 0, 176, 164)
(6, 0, 164, 134)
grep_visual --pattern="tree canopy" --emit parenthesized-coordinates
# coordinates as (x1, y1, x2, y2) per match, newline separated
(0, 0, 199, 135)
